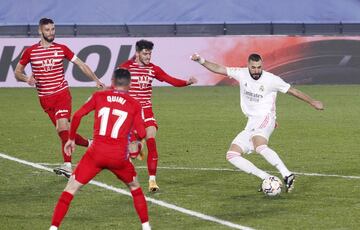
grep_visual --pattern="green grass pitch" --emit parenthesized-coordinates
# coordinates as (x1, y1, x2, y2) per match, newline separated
(0, 85, 359, 229)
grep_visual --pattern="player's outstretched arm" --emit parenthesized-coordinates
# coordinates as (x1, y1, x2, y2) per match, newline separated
(67, 94, 96, 156)
(73, 58, 105, 88)
(156, 66, 197, 87)
(190, 53, 227, 76)
(287, 87, 324, 110)
(14, 63, 37, 86)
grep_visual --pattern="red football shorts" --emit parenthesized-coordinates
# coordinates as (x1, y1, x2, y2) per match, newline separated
(73, 144, 137, 185)
(39, 89, 72, 124)
(129, 106, 157, 142)
(142, 106, 158, 129)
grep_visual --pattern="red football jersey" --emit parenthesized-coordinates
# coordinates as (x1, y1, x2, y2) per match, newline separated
(69, 89, 146, 155)
(19, 42, 76, 97)
(120, 60, 188, 108)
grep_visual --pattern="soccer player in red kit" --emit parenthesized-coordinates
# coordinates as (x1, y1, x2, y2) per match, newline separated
(14, 18, 105, 177)
(120, 40, 197, 192)
(49, 68, 151, 230)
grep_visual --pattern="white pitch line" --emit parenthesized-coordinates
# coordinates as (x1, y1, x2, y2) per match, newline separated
(37, 163, 62, 166)
(134, 166, 360, 180)
(291, 171, 360, 179)
(1, 153, 254, 230)
(37, 163, 360, 180)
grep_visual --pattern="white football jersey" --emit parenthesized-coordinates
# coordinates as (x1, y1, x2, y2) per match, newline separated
(226, 67, 290, 117)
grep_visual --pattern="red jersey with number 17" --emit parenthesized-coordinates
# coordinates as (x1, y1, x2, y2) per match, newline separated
(19, 42, 76, 97)
(69, 89, 146, 158)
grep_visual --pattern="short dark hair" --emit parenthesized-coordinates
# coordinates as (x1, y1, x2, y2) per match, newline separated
(248, 53, 262, 62)
(135, 39, 154, 52)
(113, 68, 131, 86)
(39, 18, 54, 26)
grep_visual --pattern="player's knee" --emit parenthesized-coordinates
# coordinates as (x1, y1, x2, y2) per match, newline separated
(64, 176, 83, 195)
(56, 118, 70, 132)
(145, 126, 157, 139)
(226, 151, 242, 161)
(146, 132, 155, 139)
(56, 124, 69, 133)
(255, 144, 268, 154)
(127, 180, 140, 191)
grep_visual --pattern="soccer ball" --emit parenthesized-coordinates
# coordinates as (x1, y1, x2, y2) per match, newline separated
(261, 176, 283, 196)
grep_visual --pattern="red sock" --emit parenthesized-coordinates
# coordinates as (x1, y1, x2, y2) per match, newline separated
(75, 133, 89, 147)
(58, 131, 71, 163)
(146, 138, 158, 176)
(131, 188, 149, 223)
(51, 191, 74, 227)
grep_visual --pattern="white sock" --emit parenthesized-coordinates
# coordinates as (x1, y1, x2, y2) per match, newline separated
(256, 145, 291, 178)
(64, 162, 71, 168)
(226, 151, 270, 180)
(49, 226, 58, 230)
(142, 221, 151, 230)
(149, 175, 156, 181)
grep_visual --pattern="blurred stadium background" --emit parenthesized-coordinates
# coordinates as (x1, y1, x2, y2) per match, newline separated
(1, 1, 360, 229)
(2, 0, 360, 87)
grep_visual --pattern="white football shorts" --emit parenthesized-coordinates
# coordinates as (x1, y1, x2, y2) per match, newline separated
(231, 114, 276, 154)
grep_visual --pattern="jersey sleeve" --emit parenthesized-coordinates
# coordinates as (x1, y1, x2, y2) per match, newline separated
(154, 66, 188, 87)
(271, 74, 291, 93)
(61, 45, 76, 62)
(19, 48, 31, 66)
(133, 103, 146, 139)
(226, 67, 242, 82)
(69, 94, 97, 140)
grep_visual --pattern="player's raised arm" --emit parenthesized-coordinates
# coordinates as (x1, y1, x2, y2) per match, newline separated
(191, 53, 227, 76)
(287, 87, 324, 110)
(73, 58, 105, 88)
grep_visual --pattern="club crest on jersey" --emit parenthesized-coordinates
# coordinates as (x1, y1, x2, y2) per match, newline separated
(148, 69, 155, 76)
(138, 75, 150, 89)
(42, 58, 55, 72)
(259, 85, 265, 92)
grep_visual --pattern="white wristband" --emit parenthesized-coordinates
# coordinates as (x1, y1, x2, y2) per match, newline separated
(198, 57, 205, 64)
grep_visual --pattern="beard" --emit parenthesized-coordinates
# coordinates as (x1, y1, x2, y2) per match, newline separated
(139, 58, 150, 65)
(42, 34, 55, 43)
(249, 71, 262, 80)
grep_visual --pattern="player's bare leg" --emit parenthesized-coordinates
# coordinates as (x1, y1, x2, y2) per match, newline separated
(50, 176, 83, 230)
(127, 179, 151, 230)
(53, 117, 90, 177)
(53, 118, 72, 177)
(252, 135, 295, 192)
(146, 126, 159, 192)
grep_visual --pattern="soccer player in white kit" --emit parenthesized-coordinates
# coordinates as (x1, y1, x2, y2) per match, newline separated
(191, 53, 324, 192)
